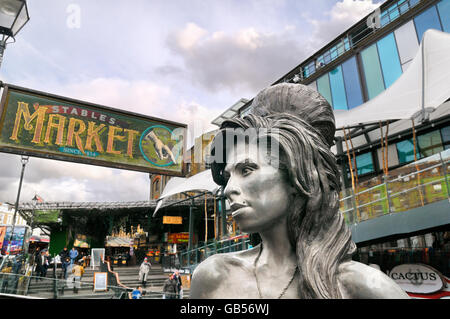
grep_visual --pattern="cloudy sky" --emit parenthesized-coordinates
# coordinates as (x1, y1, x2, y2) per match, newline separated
(0, 0, 384, 203)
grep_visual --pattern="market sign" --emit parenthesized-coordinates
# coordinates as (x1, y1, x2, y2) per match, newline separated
(168, 232, 189, 244)
(0, 84, 187, 176)
(163, 216, 183, 225)
(389, 263, 445, 294)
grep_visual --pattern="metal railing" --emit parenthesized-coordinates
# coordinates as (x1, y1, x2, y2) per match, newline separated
(164, 235, 252, 273)
(340, 149, 450, 224)
(0, 256, 164, 299)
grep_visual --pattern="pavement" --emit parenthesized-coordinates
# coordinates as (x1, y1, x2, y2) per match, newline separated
(26, 263, 189, 299)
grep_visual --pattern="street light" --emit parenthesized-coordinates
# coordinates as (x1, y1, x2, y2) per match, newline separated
(0, 0, 30, 68)
(5, 155, 29, 255)
(31, 193, 38, 230)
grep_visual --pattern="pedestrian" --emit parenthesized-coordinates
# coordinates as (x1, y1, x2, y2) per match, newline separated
(138, 257, 152, 288)
(66, 260, 74, 289)
(42, 250, 52, 278)
(162, 273, 179, 299)
(71, 261, 84, 293)
(59, 247, 69, 261)
(128, 286, 143, 299)
(34, 250, 46, 281)
(173, 270, 183, 299)
(69, 247, 78, 265)
(62, 257, 71, 279)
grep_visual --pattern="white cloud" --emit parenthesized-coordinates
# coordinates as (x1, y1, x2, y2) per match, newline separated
(166, 22, 308, 93)
(307, 0, 381, 50)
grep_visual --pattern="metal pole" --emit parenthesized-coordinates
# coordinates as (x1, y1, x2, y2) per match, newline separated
(220, 188, 227, 238)
(439, 152, 450, 200)
(187, 198, 194, 266)
(6, 156, 29, 255)
(383, 175, 393, 214)
(0, 37, 6, 70)
(335, 136, 350, 189)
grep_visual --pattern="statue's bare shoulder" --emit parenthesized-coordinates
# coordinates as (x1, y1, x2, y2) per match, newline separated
(337, 261, 409, 299)
(190, 246, 260, 299)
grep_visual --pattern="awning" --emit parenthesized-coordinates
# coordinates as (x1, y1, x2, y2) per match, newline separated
(153, 169, 219, 216)
(334, 29, 450, 130)
(28, 235, 50, 243)
(105, 236, 133, 247)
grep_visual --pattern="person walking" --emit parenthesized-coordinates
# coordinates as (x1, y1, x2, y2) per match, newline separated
(42, 250, 52, 279)
(71, 261, 84, 293)
(34, 250, 46, 281)
(138, 257, 152, 288)
(69, 247, 78, 265)
(162, 274, 179, 299)
(62, 257, 71, 279)
(58, 247, 69, 279)
(173, 270, 183, 299)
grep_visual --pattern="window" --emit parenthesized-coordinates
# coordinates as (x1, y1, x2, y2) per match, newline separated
(394, 20, 419, 69)
(441, 126, 450, 149)
(437, 0, 450, 32)
(303, 61, 316, 79)
(342, 57, 364, 109)
(317, 74, 333, 106)
(355, 152, 375, 175)
(329, 65, 347, 110)
(0, 214, 4, 224)
(396, 139, 421, 164)
(361, 44, 385, 99)
(414, 5, 443, 43)
(417, 130, 444, 157)
(377, 33, 403, 89)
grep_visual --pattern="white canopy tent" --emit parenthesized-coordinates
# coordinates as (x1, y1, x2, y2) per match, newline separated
(152, 169, 219, 216)
(334, 29, 450, 130)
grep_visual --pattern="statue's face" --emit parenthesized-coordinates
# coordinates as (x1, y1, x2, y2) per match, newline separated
(223, 140, 292, 233)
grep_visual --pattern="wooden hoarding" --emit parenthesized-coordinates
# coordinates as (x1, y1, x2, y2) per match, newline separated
(0, 84, 187, 176)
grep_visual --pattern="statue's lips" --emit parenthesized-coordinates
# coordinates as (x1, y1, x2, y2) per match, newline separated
(230, 202, 248, 218)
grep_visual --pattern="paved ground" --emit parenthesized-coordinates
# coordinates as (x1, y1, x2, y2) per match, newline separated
(26, 263, 189, 299)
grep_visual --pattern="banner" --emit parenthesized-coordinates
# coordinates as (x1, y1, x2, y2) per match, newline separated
(0, 226, 26, 254)
(168, 232, 189, 244)
(0, 226, 6, 250)
(0, 84, 187, 176)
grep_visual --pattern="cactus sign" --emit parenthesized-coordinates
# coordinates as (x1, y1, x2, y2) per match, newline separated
(0, 84, 186, 176)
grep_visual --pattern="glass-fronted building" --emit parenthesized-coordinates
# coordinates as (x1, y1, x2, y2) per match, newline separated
(216, 0, 450, 297)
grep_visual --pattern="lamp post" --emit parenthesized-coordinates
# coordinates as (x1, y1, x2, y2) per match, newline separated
(30, 194, 38, 231)
(6, 155, 29, 255)
(0, 0, 30, 68)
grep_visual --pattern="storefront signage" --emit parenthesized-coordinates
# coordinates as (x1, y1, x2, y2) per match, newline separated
(0, 84, 187, 176)
(168, 232, 189, 244)
(163, 216, 183, 225)
(389, 263, 445, 294)
(0, 226, 27, 254)
(0, 226, 6, 250)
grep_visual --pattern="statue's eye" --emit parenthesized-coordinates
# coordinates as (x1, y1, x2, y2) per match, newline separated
(242, 167, 253, 176)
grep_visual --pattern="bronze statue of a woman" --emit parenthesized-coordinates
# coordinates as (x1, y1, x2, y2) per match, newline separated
(190, 83, 408, 299)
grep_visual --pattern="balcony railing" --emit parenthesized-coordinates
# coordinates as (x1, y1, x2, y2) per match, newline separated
(340, 149, 450, 224)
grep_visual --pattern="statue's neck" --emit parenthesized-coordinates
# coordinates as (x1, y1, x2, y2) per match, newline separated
(258, 216, 295, 267)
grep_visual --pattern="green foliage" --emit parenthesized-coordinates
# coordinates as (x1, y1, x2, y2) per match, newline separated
(34, 210, 60, 224)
